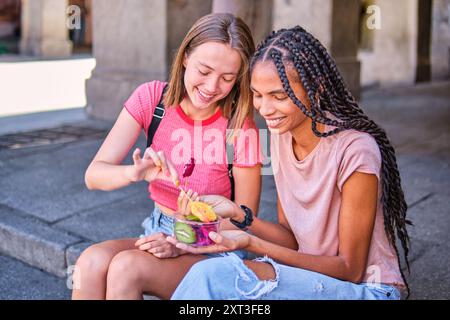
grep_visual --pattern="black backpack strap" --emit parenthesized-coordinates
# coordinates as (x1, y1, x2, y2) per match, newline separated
(145, 85, 235, 202)
(146, 84, 168, 148)
(226, 125, 235, 202)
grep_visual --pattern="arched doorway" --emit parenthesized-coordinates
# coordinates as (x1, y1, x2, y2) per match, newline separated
(68, 0, 92, 53)
(416, 0, 432, 82)
(0, 0, 21, 54)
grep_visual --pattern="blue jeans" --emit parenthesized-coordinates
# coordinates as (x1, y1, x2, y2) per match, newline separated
(141, 206, 248, 260)
(171, 253, 401, 300)
(141, 206, 175, 238)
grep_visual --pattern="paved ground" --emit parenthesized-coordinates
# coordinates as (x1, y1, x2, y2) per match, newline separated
(0, 81, 448, 299)
(0, 254, 70, 300)
(362, 82, 450, 300)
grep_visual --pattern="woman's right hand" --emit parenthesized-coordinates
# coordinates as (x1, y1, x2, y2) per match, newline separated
(125, 147, 179, 185)
(177, 189, 200, 216)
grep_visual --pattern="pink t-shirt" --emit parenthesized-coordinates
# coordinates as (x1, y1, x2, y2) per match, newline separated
(271, 124, 404, 287)
(124, 81, 262, 211)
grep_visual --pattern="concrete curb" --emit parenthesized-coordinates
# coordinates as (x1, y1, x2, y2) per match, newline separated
(0, 204, 91, 278)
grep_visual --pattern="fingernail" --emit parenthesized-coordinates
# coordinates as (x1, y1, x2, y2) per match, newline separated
(209, 232, 217, 240)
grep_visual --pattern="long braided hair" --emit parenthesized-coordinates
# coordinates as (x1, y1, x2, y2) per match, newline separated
(251, 26, 412, 297)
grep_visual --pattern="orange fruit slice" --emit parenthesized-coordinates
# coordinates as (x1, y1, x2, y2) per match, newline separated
(190, 201, 217, 222)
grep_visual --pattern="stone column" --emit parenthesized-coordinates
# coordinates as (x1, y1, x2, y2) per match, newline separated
(212, 0, 273, 45)
(86, 0, 167, 120)
(431, 0, 450, 80)
(416, 0, 432, 82)
(86, 0, 212, 120)
(273, 0, 361, 99)
(359, 0, 419, 86)
(84, 0, 93, 46)
(331, 0, 361, 98)
(20, 0, 72, 57)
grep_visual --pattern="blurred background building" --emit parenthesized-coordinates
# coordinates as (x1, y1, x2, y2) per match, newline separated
(0, 2, 449, 299)
(0, 0, 449, 120)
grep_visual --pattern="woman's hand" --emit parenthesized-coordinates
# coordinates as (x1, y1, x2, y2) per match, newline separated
(166, 230, 251, 255)
(201, 194, 244, 220)
(177, 189, 200, 216)
(135, 232, 187, 258)
(125, 147, 179, 185)
(177, 192, 239, 219)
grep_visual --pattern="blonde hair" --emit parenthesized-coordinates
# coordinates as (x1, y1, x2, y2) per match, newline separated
(163, 13, 255, 136)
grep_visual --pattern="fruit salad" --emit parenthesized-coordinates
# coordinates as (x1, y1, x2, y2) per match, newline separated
(173, 201, 219, 246)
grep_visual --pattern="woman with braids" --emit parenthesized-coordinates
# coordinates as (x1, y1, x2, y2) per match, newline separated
(169, 26, 411, 300)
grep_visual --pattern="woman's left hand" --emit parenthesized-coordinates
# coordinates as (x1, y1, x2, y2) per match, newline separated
(135, 232, 187, 258)
(166, 230, 251, 255)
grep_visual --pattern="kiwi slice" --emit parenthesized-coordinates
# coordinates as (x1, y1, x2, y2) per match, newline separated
(185, 214, 202, 222)
(174, 221, 196, 244)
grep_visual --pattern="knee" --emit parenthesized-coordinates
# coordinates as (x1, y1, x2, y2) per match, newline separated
(107, 250, 143, 284)
(243, 260, 277, 281)
(75, 242, 116, 277)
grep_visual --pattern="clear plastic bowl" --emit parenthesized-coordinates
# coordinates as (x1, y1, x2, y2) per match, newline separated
(173, 216, 219, 247)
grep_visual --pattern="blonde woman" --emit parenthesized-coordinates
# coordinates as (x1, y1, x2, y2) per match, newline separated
(72, 13, 262, 300)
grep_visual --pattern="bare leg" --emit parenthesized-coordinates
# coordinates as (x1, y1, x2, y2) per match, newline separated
(106, 249, 207, 300)
(71, 238, 139, 300)
(243, 260, 276, 280)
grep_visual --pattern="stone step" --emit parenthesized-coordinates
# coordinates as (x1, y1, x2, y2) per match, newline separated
(0, 203, 92, 278)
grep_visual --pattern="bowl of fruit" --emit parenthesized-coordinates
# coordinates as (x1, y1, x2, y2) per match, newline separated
(173, 201, 219, 247)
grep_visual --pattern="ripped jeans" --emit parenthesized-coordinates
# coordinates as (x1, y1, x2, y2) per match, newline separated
(171, 254, 401, 300)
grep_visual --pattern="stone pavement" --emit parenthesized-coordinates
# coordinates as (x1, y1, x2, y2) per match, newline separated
(0, 253, 70, 300)
(0, 81, 448, 299)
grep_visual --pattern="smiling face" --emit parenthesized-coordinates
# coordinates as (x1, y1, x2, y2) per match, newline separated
(251, 61, 310, 134)
(183, 42, 242, 110)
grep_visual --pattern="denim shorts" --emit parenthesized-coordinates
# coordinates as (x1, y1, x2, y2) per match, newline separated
(171, 253, 401, 300)
(141, 206, 248, 260)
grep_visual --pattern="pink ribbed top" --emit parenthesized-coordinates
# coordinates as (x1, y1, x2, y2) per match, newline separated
(124, 81, 262, 211)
